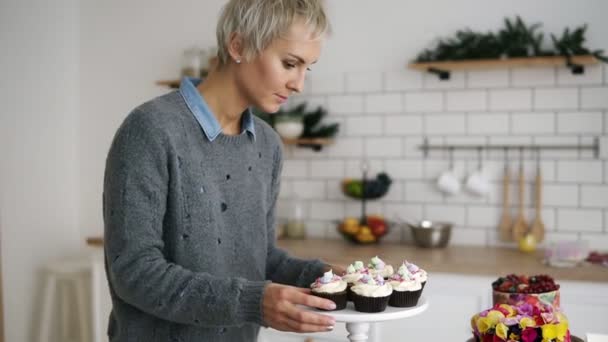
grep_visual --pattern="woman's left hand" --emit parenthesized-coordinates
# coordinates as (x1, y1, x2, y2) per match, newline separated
(323, 263, 346, 276)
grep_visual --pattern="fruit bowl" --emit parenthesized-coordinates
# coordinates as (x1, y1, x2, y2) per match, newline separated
(335, 216, 392, 244)
(341, 173, 392, 200)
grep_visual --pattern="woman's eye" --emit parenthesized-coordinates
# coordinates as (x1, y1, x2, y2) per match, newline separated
(283, 61, 296, 69)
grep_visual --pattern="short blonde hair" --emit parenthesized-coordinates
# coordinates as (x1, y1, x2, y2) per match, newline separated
(216, 0, 330, 66)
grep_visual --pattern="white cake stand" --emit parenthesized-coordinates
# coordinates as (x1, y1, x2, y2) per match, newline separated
(313, 296, 429, 342)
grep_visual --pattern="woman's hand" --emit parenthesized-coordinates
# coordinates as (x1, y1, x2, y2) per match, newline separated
(324, 263, 347, 276)
(262, 283, 336, 333)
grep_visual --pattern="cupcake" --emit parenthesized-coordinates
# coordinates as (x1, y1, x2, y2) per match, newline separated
(342, 261, 368, 301)
(351, 274, 393, 313)
(367, 256, 394, 279)
(310, 270, 347, 311)
(403, 260, 428, 289)
(388, 263, 423, 307)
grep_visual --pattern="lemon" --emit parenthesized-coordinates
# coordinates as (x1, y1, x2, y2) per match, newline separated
(518, 234, 537, 253)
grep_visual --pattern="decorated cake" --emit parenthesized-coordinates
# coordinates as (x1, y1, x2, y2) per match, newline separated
(310, 269, 347, 311)
(492, 274, 560, 309)
(471, 303, 570, 342)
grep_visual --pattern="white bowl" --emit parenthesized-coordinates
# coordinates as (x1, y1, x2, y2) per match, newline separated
(275, 121, 304, 139)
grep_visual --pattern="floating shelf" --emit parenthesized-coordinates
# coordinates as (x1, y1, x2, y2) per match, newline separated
(408, 55, 599, 80)
(156, 79, 182, 88)
(282, 137, 334, 151)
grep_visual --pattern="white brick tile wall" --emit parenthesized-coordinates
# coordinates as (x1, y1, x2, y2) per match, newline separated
(365, 137, 403, 157)
(580, 136, 600, 159)
(542, 184, 579, 207)
(327, 95, 364, 115)
(424, 71, 466, 89)
(346, 116, 384, 136)
(310, 73, 344, 95)
(601, 137, 608, 160)
(557, 209, 603, 232)
(530, 208, 556, 234)
(326, 180, 346, 200)
(385, 160, 424, 180)
(444, 136, 487, 158)
(385, 115, 423, 136)
(404, 181, 444, 203)
(534, 88, 578, 110)
(581, 87, 608, 109)
(423, 159, 466, 179)
(557, 112, 603, 135)
(449, 227, 488, 246)
(327, 137, 363, 158)
(404, 92, 443, 112)
(305, 220, 331, 239)
(557, 161, 603, 183)
(446, 90, 487, 112)
(292, 180, 326, 200)
(511, 112, 555, 134)
(384, 203, 424, 222)
(403, 136, 427, 158)
(345, 159, 385, 178)
(557, 64, 603, 86)
(586, 234, 608, 251)
(310, 160, 344, 179)
(385, 69, 423, 91)
(346, 72, 383, 93)
(489, 89, 532, 111)
(278, 180, 293, 199)
(425, 205, 466, 225)
(382, 181, 403, 202)
(467, 70, 509, 88)
(512, 67, 556, 86)
(467, 206, 500, 227)
(486, 136, 533, 159)
(282, 160, 308, 178)
(580, 185, 608, 208)
(425, 114, 466, 135)
(365, 93, 403, 113)
(310, 201, 344, 220)
(468, 113, 510, 135)
(345, 202, 383, 218)
(532, 136, 579, 159)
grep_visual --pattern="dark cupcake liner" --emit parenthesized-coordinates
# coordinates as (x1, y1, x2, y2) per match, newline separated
(421, 281, 427, 290)
(312, 290, 347, 311)
(351, 292, 390, 313)
(346, 283, 354, 301)
(388, 288, 422, 307)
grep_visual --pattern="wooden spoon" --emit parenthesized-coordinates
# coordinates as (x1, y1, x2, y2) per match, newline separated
(511, 151, 528, 242)
(498, 154, 512, 242)
(530, 151, 545, 243)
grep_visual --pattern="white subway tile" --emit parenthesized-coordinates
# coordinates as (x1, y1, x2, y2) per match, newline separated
(327, 180, 346, 200)
(512, 67, 556, 86)
(310, 160, 344, 179)
(385, 160, 424, 180)
(346, 72, 382, 93)
(327, 137, 363, 158)
(385, 69, 423, 91)
(385, 115, 423, 136)
(305, 220, 330, 238)
(581, 185, 608, 208)
(531, 208, 556, 233)
(345, 159, 385, 178)
(345, 202, 383, 217)
(310, 201, 344, 220)
(425, 114, 466, 135)
(384, 203, 424, 222)
(541, 231, 581, 244)
(278, 180, 293, 199)
(584, 234, 608, 251)
(558, 64, 603, 86)
(557, 112, 603, 134)
(346, 116, 384, 136)
(534, 88, 578, 110)
(365, 93, 403, 113)
(557, 161, 603, 183)
(327, 95, 364, 115)
(580, 136, 600, 159)
(292, 180, 326, 199)
(423, 159, 466, 180)
(533, 136, 579, 159)
(446, 90, 487, 112)
(289, 146, 329, 159)
(468, 113, 510, 135)
(288, 95, 327, 110)
(486, 136, 533, 159)
(467, 206, 501, 227)
(557, 209, 603, 232)
(282, 160, 308, 178)
(601, 137, 608, 160)
(403, 136, 427, 158)
(383, 181, 404, 202)
(444, 136, 487, 159)
(467, 70, 509, 88)
(365, 137, 403, 157)
(489, 89, 532, 111)
(404, 92, 443, 112)
(277, 199, 309, 220)
(425, 205, 466, 225)
(424, 71, 465, 89)
(310, 72, 344, 94)
(542, 184, 579, 207)
(511, 112, 555, 134)
(449, 228, 488, 246)
(449, 188, 490, 205)
(404, 181, 444, 203)
(582, 87, 608, 109)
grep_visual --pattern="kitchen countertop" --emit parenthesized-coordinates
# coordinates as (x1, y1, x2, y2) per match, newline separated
(85, 237, 608, 283)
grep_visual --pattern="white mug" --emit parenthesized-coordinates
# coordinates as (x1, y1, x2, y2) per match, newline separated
(466, 170, 491, 196)
(437, 170, 461, 195)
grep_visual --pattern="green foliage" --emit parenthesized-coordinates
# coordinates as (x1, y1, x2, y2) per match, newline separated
(253, 103, 339, 139)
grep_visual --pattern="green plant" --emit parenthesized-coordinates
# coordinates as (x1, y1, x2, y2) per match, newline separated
(551, 25, 608, 63)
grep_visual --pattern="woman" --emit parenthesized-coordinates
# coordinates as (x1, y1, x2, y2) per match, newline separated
(103, 0, 343, 341)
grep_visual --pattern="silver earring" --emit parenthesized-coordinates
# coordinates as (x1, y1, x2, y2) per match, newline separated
(235, 59, 241, 64)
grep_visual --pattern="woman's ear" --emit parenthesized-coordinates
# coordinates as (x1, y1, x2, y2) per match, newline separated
(227, 32, 244, 63)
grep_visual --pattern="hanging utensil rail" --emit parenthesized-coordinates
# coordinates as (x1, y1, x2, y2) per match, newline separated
(419, 137, 600, 158)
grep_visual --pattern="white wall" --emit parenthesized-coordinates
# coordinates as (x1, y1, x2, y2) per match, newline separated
(0, 0, 81, 341)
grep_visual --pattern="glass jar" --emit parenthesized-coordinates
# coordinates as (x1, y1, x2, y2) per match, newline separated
(285, 199, 306, 239)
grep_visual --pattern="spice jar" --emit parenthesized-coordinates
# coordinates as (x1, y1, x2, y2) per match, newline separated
(285, 199, 306, 239)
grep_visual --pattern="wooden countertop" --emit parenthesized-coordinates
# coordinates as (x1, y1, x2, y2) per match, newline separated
(86, 237, 608, 283)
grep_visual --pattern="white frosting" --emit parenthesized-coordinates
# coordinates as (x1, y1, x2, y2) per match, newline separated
(351, 282, 393, 297)
(312, 280, 347, 294)
(369, 265, 394, 278)
(342, 272, 363, 284)
(403, 261, 427, 283)
(389, 279, 422, 292)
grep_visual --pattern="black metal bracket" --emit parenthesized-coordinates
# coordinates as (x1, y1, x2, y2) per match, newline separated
(565, 55, 585, 75)
(427, 67, 450, 80)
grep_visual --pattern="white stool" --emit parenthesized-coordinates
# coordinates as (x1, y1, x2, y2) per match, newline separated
(39, 258, 92, 342)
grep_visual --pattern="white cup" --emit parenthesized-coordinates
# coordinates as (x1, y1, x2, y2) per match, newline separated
(465, 170, 491, 196)
(437, 170, 461, 195)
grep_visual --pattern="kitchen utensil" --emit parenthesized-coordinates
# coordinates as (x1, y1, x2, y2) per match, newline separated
(407, 220, 452, 248)
(498, 149, 512, 242)
(529, 149, 545, 243)
(465, 147, 490, 196)
(437, 148, 461, 195)
(511, 148, 528, 242)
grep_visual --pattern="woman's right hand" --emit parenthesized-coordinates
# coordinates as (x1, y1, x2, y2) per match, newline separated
(262, 283, 337, 333)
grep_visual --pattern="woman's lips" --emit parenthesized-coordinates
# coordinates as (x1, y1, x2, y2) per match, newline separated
(275, 94, 288, 103)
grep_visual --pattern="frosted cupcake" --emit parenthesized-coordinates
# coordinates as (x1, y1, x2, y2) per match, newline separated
(403, 260, 428, 289)
(388, 264, 423, 307)
(342, 261, 368, 301)
(310, 270, 347, 311)
(367, 256, 394, 279)
(351, 274, 393, 313)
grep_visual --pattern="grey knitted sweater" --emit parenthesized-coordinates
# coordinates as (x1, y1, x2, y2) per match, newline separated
(103, 90, 326, 342)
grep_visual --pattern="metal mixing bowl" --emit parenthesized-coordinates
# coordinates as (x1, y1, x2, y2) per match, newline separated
(407, 220, 452, 248)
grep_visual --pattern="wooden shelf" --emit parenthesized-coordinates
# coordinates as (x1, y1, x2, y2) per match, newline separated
(155, 79, 182, 89)
(409, 55, 599, 79)
(281, 137, 333, 146)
